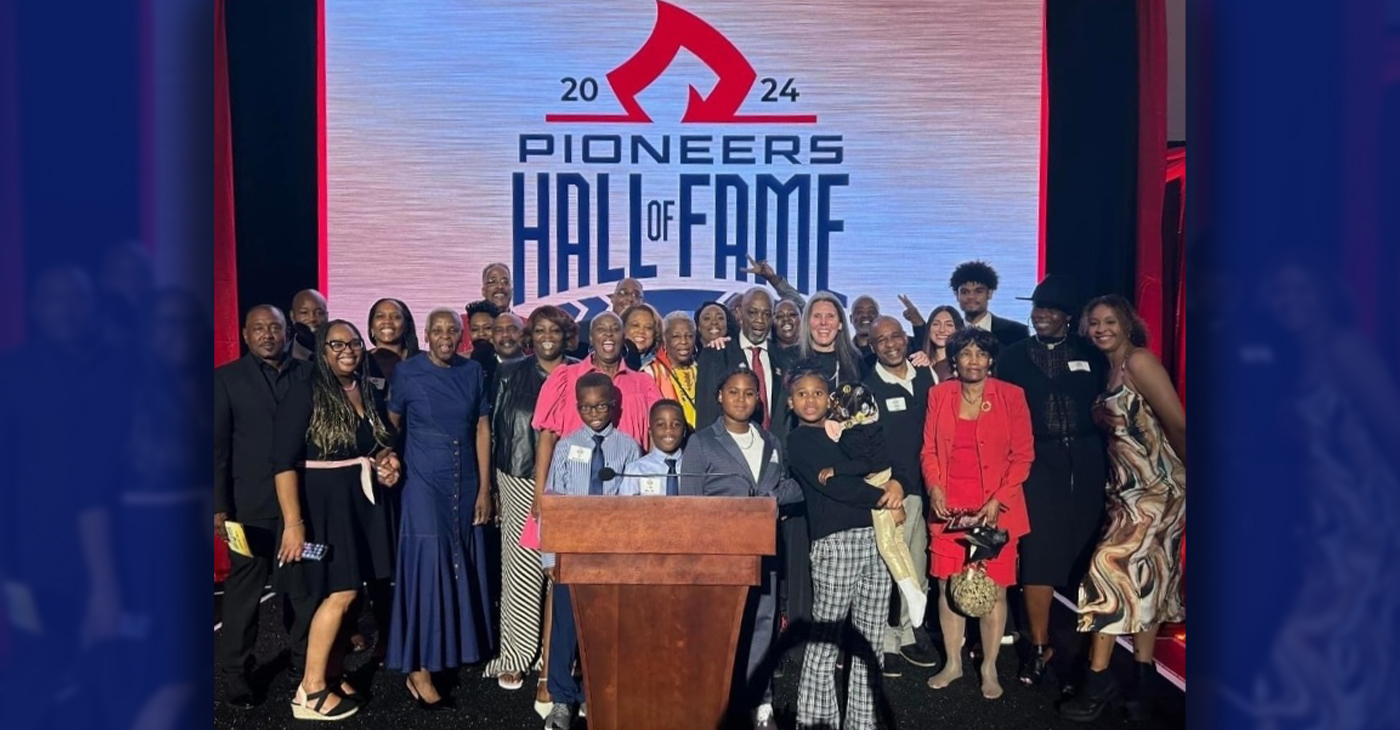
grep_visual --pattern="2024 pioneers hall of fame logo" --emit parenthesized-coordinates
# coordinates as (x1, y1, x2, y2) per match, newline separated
(510, 1, 849, 317)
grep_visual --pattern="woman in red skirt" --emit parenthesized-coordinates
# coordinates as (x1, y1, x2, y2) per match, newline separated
(920, 327, 1033, 700)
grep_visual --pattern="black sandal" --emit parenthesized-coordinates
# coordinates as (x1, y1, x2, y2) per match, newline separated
(292, 685, 359, 721)
(1019, 644, 1053, 685)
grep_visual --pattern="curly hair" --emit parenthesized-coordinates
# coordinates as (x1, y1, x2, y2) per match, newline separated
(949, 260, 1001, 292)
(308, 320, 394, 455)
(526, 304, 579, 354)
(465, 299, 502, 320)
(366, 298, 420, 356)
(944, 327, 1001, 376)
(1079, 294, 1150, 347)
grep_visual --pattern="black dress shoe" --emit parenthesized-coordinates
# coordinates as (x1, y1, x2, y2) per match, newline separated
(882, 653, 904, 677)
(406, 678, 455, 712)
(900, 629, 942, 668)
(223, 674, 256, 709)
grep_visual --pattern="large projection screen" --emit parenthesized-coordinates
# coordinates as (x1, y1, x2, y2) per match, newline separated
(324, 0, 1043, 327)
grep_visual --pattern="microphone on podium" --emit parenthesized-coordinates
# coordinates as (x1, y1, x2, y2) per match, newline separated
(597, 466, 746, 481)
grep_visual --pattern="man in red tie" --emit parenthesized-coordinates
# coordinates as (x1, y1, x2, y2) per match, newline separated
(696, 287, 793, 438)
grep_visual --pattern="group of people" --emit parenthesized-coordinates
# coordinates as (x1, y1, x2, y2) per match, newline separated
(214, 258, 1187, 729)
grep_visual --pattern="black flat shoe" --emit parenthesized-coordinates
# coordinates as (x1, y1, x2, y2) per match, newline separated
(1018, 644, 1053, 686)
(405, 678, 454, 712)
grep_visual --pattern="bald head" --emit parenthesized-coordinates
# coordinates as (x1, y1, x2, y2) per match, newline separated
(243, 305, 288, 362)
(493, 311, 526, 358)
(868, 315, 910, 368)
(291, 289, 328, 332)
(739, 287, 774, 344)
(481, 263, 512, 311)
(611, 278, 644, 313)
(850, 295, 880, 337)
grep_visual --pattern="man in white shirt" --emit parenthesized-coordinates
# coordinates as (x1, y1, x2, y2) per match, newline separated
(696, 287, 793, 437)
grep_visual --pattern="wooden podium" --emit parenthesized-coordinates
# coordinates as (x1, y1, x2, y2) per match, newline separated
(538, 494, 777, 730)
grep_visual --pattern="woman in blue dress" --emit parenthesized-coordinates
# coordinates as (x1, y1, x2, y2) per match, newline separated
(385, 308, 495, 709)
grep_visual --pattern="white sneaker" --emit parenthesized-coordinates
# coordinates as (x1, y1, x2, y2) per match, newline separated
(578, 702, 586, 718)
(543, 702, 573, 730)
(753, 702, 776, 730)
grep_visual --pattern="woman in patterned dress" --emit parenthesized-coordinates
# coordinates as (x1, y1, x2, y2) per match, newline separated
(1061, 295, 1185, 722)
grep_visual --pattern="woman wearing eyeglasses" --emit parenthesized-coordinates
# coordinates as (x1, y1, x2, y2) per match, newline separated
(271, 319, 401, 721)
(384, 308, 496, 710)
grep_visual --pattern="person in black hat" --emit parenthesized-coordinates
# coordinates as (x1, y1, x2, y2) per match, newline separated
(994, 274, 1109, 687)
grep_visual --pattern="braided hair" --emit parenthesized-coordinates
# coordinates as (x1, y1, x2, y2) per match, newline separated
(307, 320, 394, 455)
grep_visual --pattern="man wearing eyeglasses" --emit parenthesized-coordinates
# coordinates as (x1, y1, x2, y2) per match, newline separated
(214, 304, 316, 708)
(481, 263, 514, 313)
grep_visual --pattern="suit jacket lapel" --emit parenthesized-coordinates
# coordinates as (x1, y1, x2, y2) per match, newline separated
(711, 419, 758, 492)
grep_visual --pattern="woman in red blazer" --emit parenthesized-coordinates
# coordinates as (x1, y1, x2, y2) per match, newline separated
(920, 327, 1034, 700)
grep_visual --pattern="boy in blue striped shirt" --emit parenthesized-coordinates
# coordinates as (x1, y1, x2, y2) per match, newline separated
(541, 372, 641, 729)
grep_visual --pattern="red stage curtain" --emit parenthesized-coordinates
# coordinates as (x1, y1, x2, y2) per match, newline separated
(1165, 148, 1185, 402)
(1134, 0, 1168, 362)
(214, 0, 236, 582)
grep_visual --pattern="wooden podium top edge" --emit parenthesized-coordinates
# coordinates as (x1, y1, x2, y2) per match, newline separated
(538, 495, 778, 556)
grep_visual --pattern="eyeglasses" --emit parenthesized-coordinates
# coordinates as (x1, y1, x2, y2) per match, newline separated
(325, 339, 365, 352)
(578, 401, 615, 414)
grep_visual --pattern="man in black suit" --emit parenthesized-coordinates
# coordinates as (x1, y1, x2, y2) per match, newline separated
(214, 304, 316, 707)
(950, 260, 1029, 347)
(696, 287, 794, 437)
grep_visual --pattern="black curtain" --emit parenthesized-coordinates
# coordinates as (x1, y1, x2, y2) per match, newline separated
(1043, 0, 1139, 300)
(226, 0, 319, 318)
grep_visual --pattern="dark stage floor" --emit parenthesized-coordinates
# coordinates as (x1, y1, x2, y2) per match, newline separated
(213, 589, 1184, 729)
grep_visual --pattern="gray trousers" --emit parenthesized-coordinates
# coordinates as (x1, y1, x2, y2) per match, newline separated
(738, 565, 779, 707)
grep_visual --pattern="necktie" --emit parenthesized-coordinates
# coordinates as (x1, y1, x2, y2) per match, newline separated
(664, 457, 679, 496)
(749, 346, 769, 429)
(588, 434, 606, 495)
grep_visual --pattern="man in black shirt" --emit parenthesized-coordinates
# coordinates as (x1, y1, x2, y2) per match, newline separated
(862, 316, 940, 673)
(214, 304, 316, 707)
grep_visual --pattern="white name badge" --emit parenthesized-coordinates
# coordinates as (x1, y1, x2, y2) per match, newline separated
(885, 397, 907, 412)
(567, 445, 592, 463)
(1068, 360, 1092, 372)
(769, 450, 780, 464)
(639, 477, 663, 495)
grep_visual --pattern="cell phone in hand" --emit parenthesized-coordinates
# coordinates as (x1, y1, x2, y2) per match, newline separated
(300, 542, 329, 561)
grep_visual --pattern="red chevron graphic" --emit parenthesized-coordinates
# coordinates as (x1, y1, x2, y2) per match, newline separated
(545, 1, 816, 124)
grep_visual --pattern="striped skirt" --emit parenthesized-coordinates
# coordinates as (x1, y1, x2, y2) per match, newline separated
(484, 471, 548, 676)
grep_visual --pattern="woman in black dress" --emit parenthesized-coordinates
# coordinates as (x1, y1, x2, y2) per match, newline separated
(272, 320, 402, 721)
(993, 276, 1107, 686)
(366, 297, 419, 386)
(352, 297, 418, 657)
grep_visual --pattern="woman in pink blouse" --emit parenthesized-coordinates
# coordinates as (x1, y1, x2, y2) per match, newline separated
(530, 311, 662, 510)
